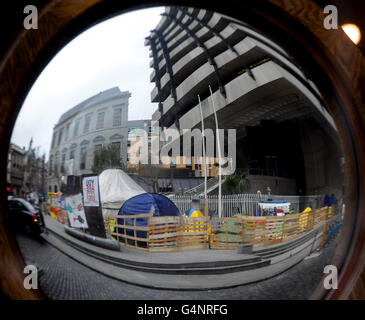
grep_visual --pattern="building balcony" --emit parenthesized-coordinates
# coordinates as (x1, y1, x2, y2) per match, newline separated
(151, 24, 246, 102)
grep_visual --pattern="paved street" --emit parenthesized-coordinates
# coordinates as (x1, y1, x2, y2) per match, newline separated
(16, 231, 338, 300)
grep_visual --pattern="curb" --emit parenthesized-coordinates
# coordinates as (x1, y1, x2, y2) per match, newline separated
(64, 226, 120, 251)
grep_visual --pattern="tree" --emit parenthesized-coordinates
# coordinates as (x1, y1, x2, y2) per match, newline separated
(222, 172, 250, 194)
(91, 144, 125, 175)
(133, 164, 161, 193)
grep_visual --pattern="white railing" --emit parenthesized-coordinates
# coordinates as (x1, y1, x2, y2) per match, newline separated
(183, 177, 218, 195)
(169, 194, 325, 217)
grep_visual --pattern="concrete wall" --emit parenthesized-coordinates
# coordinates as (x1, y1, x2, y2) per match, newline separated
(299, 119, 344, 198)
(246, 175, 297, 195)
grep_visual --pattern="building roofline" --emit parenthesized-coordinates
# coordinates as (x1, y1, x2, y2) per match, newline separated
(54, 87, 131, 129)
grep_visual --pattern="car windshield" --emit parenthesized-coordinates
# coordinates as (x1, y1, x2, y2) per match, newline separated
(19, 199, 37, 213)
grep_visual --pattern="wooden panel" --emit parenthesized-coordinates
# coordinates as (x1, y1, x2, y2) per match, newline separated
(148, 216, 209, 252)
(105, 213, 153, 249)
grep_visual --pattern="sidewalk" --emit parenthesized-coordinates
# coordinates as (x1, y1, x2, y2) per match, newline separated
(41, 214, 319, 290)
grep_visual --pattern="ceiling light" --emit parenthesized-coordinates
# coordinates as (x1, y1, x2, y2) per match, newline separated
(341, 23, 361, 45)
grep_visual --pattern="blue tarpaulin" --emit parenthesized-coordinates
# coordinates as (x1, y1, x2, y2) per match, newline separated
(117, 193, 180, 239)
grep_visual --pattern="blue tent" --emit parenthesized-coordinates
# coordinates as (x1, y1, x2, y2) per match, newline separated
(117, 193, 180, 239)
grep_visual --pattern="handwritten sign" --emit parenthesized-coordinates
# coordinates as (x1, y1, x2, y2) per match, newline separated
(82, 176, 100, 207)
(65, 193, 88, 229)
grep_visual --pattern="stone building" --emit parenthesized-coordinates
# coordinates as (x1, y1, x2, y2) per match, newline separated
(47, 87, 130, 193)
(7, 139, 48, 197)
(7, 143, 26, 196)
(23, 143, 48, 196)
(145, 6, 344, 196)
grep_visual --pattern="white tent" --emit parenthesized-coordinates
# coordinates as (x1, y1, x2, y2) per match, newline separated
(98, 169, 146, 216)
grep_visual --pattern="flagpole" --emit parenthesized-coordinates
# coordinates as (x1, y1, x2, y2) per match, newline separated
(198, 95, 207, 199)
(198, 95, 208, 218)
(209, 85, 222, 218)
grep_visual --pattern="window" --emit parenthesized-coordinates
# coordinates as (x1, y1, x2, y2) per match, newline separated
(55, 153, 60, 175)
(74, 118, 80, 137)
(49, 155, 53, 176)
(83, 113, 92, 133)
(51, 132, 57, 149)
(58, 127, 63, 145)
(70, 149, 75, 160)
(65, 122, 71, 141)
(54, 185, 58, 193)
(113, 107, 122, 126)
(112, 142, 121, 160)
(94, 144, 102, 153)
(9, 200, 26, 211)
(96, 112, 105, 129)
(61, 153, 66, 173)
(80, 146, 87, 170)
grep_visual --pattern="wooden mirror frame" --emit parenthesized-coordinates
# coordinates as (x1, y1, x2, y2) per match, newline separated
(0, 0, 364, 299)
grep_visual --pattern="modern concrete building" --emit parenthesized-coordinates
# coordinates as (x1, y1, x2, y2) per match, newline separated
(48, 87, 130, 193)
(145, 6, 344, 196)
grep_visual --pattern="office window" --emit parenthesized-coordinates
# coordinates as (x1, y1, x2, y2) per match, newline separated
(49, 155, 53, 176)
(54, 153, 60, 174)
(65, 122, 71, 141)
(83, 113, 92, 133)
(96, 112, 105, 129)
(61, 153, 66, 173)
(80, 147, 87, 170)
(69, 149, 75, 160)
(113, 108, 122, 126)
(58, 128, 63, 145)
(74, 119, 80, 137)
(51, 132, 57, 149)
(94, 144, 102, 153)
(112, 142, 121, 160)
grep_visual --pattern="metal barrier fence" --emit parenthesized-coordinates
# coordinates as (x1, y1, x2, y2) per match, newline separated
(169, 194, 325, 217)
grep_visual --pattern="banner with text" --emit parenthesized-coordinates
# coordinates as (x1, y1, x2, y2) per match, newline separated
(82, 176, 100, 207)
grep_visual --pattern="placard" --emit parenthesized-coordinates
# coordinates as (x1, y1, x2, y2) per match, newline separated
(65, 193, 88, 229)
(82, 176, 100, 207)
(258, 201, 291, 216)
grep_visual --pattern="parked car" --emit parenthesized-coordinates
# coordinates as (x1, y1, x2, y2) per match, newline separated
(8, 197, 45, 236)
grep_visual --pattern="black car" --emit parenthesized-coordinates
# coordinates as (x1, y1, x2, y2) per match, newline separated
(8, 197, 45, 236)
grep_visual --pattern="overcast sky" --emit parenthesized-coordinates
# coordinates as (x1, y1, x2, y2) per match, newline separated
(11, 6, 164, 159)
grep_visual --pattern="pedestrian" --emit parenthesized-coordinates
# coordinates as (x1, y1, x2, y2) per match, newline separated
(324, 194, 330, 207)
